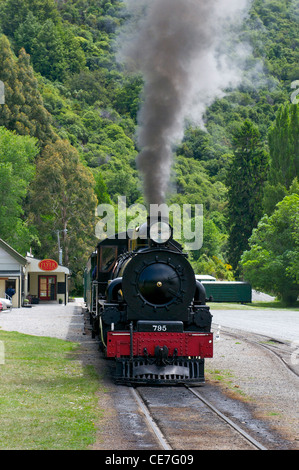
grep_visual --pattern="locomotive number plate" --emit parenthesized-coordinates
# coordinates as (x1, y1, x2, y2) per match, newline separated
(137, 320, 183, 332)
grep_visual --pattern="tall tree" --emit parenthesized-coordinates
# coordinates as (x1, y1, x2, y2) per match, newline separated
(0, 126, 39, 253)
(29, 140, 97, 286)
(241, 194, 299, 306)
(226, 120, 269, 272)
(14, 12, 86, 82)
(0, 35, 56, 144)
(263, 103, 299, 214)
(0, 0, 59, 37)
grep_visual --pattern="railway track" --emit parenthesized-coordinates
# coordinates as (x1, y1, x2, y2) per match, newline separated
(127, 326, 299, 451)
(84, 308, 298, 450)
(130, 385, 267, 450)
(215, 326, 299, 379)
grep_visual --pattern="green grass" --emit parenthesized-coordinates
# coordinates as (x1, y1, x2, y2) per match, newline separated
(206, 368, 251, 400)
(207, 302, 254, 310)
(0, 330, 103, 450)
(207, 301, 299, 310)
(251, 300, 299, 310)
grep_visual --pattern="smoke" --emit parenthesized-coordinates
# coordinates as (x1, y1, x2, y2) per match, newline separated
(118, 0, 253, 206)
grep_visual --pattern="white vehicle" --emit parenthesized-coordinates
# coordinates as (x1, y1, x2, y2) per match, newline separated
(0, 297, 13, 310)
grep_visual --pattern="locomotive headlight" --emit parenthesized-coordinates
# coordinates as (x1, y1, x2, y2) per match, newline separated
(150, 221, 172, 244)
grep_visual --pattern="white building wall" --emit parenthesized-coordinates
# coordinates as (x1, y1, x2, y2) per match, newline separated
(0, 246, 22, 272)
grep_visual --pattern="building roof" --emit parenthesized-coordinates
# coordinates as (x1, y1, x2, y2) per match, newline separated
(26, 256, 70, 274)
(0, 239, 27, 266)
(195, 274, 216, 281)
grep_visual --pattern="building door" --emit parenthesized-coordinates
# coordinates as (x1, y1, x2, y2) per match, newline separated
(5, 279, 16, 298)
(39, 276, 56, 301)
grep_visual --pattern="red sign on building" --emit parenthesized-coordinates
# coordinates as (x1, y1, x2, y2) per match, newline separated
(38, 259, 58, 271)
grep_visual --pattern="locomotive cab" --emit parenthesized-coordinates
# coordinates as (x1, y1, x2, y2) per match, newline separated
(87, 219, 213, 385)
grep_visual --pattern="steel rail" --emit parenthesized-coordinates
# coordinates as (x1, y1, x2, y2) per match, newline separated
(130, 387, 172, 450)
(214, 326, 299, 379)
(132, 384, 267, 451)
(186, 386, 268, 450)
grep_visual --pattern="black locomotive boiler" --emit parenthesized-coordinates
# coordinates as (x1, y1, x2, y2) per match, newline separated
(84, 219, 213, 385)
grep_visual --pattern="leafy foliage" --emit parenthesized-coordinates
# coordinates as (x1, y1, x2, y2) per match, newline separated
(0, 127, 39, 252)
(28, 139, 97, 291)
(0, 0, 298, 297)
(263, 103, 299, 213)
(0, 35, 56, 142)
(241, 194, 299, 305)
(226, 120, 269, 272)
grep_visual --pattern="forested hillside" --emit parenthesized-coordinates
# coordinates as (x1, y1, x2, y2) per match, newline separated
(0, 0, 298, 301)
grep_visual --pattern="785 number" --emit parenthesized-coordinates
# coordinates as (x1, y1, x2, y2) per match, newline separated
(152, 324, 167, 331)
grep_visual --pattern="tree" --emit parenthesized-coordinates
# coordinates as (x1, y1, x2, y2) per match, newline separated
(0, 35, 56, 144)
(189, 218, 234, 281)
(0, 126, 39, 252)
(113, 75, 144, 122)
(65, 69, 112, 107)
(0, 0, 59, 37)
(263, 103, 299, 214)
(94, 171, 112, 205)
(100, 158, 140, 206)
(241, 194, 299, 306)
(226, 120, 269, 272)
(14, 11, 86, 82)
(29, 139, 97, 283)
(32, 20, 86, 81)
(13, 11, 43, 57)
(31, 19, 67, 82)
(176, 127, 215, 162)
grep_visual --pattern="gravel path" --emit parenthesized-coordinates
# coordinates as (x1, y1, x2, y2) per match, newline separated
(209, 330, 299, 448)
(211, 308, 299, 343)
(0, 300, 86, 342)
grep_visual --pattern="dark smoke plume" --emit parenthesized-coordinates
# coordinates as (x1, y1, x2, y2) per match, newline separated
(118, 0, 252, 206)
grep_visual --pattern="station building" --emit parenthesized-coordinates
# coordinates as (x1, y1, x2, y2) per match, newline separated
(0, 238, 69, 307)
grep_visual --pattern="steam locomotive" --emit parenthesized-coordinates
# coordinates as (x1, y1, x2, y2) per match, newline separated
(84, 218, 213, 385)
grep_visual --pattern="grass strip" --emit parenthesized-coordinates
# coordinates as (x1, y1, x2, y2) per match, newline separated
(207, 301, 299, 310)
(0, 330, 103, 450)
